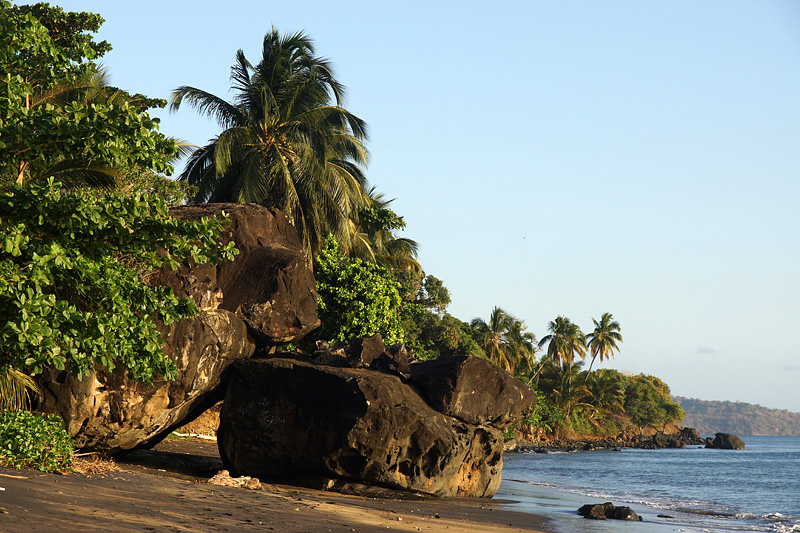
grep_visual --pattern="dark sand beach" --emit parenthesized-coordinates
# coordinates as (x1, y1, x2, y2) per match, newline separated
(0, 439, 551, 532)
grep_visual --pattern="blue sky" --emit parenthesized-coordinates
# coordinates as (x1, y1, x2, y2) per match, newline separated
(51, 1, 800, 411)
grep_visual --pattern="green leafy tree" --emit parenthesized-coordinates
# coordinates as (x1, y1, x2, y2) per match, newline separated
(171, 29, 369, 258)
(401, 306, 484, 361)
(1, 3, 177, 187)
(311, 236, 404, 345)
(0, 180, 237, 382)
(585, 312, 623, 376)
(624, 374, 685, 432)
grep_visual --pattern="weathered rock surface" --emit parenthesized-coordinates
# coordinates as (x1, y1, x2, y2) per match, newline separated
(578, 502, 643, 521)
(409, 356, 535, 427)
(37, 204, 317, 453)
(706, 432, 746, 450)
(218, 356, 531, 497)
(158, 204, 320, 343)
(38, 309, 255, 452)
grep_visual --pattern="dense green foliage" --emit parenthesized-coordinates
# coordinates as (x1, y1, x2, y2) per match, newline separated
(0, 410, 74, 472)
(0, 2, 177, 187)
(0, 180, 237, 381)
(524, 364, 685, 437)
(311, 236, 404, 345)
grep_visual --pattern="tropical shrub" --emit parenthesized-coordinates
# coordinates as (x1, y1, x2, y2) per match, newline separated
(624, 374, 686, 432)
(311, 236, 404, 345)
(0, 180, 237, 382)
(0, 410, 75, 472)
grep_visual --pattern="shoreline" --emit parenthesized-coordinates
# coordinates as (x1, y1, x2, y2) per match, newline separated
(0, 439, 553, 532)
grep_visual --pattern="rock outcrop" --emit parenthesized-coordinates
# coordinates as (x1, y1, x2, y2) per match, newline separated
(218, 355, 534, 498)
(578, 502, 643, 521)
(706, 432, 746, 450)
(37, 204, 317, 453)
(515, 425, 706, 453)
(157, 204, 320, 344)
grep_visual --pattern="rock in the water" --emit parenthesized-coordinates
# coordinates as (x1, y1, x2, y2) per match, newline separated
(706, 432, 746, 450)
(409, 356, 535, 429)
(578, 502, 642, 521)
(218, 357, 512, 497)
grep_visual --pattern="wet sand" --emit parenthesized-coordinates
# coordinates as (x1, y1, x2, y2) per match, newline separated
(0, 439, 551, 532)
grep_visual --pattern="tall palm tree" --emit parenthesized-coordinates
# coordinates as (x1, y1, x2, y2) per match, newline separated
(170, 29, 370, 257)
(585, 312, 623, 376)
(471, 307, 536, 374)
(505, 319, 538, 375)
(538, 315, 587, 367)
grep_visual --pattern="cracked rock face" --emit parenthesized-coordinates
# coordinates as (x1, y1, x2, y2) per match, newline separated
(37, 204, 318, 454)
(218, 356, 534, 497)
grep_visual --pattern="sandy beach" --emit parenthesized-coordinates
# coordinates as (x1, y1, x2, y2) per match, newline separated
(0, 439, 551, 532)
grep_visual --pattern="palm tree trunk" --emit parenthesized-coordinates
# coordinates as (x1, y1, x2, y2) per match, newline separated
(584, 354, 598, 382)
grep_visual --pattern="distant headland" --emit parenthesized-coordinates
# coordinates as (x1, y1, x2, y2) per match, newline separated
(674, 397, 800, 436)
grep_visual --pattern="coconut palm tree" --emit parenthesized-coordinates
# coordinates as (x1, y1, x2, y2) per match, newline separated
(585, 312, 623, 376)
(170, 29, 370, 258)
(538, 315, 586, 367)
(471, 307, 537, 374)
(505, 319, 538, 375)
(538, 359, 592, 420)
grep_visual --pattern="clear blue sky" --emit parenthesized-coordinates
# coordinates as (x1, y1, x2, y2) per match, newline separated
(51, 1, 800, 411)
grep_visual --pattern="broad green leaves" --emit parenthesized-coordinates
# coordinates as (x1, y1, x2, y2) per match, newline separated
(0, 180, 237, 382)
(312, 235, 404, 346)
(0, 2, 176, 186)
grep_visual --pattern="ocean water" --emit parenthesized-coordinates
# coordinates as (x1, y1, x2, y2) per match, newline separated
(497, 436, 800, 532)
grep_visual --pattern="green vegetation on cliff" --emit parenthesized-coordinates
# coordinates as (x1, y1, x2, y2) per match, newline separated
(675, 396, 800, 436)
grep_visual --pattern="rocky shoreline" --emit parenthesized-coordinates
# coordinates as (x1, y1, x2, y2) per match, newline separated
(506, 427, 746, 453)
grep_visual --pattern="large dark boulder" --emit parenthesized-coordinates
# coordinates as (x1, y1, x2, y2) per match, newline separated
(409, 356, 535, 428)
(706, 433, 746, 450)
(218, 357, 527, 497)
(157, 204, 320, 344)
(37, 204, 317, 453)
(37, 309, 255, 453)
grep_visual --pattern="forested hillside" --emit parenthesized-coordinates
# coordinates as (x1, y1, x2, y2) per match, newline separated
(675, 397, 800, 436)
